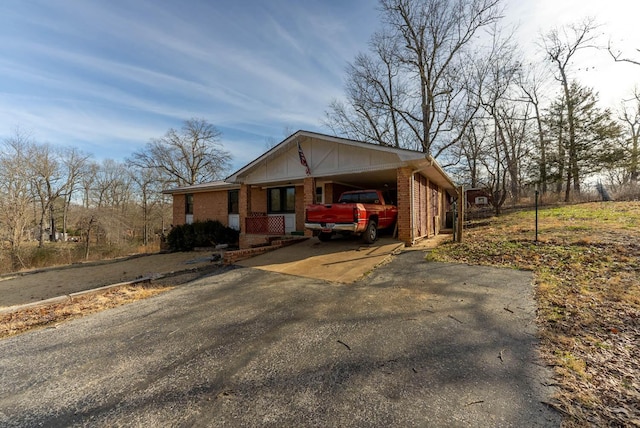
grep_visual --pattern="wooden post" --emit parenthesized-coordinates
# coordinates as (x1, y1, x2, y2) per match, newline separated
(456, 185, 464, 243)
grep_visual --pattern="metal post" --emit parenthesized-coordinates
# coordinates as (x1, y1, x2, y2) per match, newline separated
(452, 201, 457, 242)
(456, 185, 464, 243)
(535, 189, 539, 242)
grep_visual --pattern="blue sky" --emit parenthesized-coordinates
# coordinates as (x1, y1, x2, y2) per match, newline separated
(1, 0, 638, 171)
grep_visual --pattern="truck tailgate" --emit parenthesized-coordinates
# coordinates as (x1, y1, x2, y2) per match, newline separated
(306, 204, 355, 223)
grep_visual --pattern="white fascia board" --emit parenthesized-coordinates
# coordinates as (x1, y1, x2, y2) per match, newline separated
(162, 181, 240, 194)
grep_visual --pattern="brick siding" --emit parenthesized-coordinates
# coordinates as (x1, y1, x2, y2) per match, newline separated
(396, 167, 412, 244)
(172, 194, 186, 226)
(193, 191, 228, 225)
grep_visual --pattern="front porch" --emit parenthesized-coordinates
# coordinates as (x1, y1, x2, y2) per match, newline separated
(240, 212, 301, 249)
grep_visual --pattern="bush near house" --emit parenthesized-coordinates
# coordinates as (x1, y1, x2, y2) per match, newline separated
(166, 220, 239, 252)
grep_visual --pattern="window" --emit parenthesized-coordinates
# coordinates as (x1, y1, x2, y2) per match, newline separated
(228, 190, 239, 214)
(315, 186, 324, 204)
(268, 187, 295, 213)
(185, 194, 194, 215)
(338, 192, 380, 204)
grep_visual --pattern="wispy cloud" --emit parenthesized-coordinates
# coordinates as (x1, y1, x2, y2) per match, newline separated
(3, 0, 636, 169)
(0, 0, 371, 161)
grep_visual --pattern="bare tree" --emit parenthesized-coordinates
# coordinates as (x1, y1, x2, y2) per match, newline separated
(326, 32, 409, 148)
(518, 63, 553, 194)
(92, 159, 132, 245)
(608, 41, 640, 66)
(326, 0, 503, 158)
(455, 119, 490, 188)
(540, 18, 600, 200)
(27, 143, 66, 247)
(472, 26, 532, 207)
(496, 103, 531, 202)
(618, 88, 640, 185)
(479, 130, 509, 215)
(129, 118, 231, 187)
(128, 165, 162, 246)
(74, 159, 134, 258)
(0, 130, 35, 269)
(60, 147, 92, 241)
(383, 0, 503, 156)
(80, 162, 99, 209)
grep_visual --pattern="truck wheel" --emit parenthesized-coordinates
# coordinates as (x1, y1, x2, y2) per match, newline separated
(318, 232, 332, 242)
(363, 221, 378, 244)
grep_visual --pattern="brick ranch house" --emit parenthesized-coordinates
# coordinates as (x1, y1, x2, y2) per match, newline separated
(164, 130, 462, 249)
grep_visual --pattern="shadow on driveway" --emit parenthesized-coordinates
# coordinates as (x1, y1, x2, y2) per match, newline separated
(0, 249, 560, 427)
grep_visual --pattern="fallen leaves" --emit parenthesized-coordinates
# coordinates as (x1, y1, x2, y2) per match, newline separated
(0, 284, 172, 339)
(430, 201, 640, 427)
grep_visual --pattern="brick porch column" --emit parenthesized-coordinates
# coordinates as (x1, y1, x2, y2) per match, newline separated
(238, 184, 250, 248)
(303, 177, 315, 237)
(397, 167, 412, 245)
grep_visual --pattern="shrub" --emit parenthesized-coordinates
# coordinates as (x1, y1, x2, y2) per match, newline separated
(166, 220, 239, 252)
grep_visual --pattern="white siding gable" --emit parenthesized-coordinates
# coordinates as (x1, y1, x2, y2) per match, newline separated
(242, 137, 403, 184)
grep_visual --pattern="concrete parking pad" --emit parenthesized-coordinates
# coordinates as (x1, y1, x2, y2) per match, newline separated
(237, 236, 405, 283)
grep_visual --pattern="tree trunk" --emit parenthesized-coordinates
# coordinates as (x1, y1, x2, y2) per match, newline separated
(564, 167, 572, 202)
(49, 203, 56, 242)
(560, 68, 577, 200)
(630, 129, 639, 185)
(556, 119, 565, 195)
(84, 216, 95, 260)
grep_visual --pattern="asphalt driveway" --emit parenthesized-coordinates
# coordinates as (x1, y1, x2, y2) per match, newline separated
(0, 250, 560, 427)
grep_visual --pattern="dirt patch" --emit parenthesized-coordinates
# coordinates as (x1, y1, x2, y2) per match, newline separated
(0, 251, 221, 309)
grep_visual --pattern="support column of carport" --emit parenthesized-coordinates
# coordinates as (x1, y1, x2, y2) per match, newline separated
(303, 177, 315, 237)
(396, 167, 412, 245)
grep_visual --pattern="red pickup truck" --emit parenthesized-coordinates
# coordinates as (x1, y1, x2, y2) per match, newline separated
(304, 189, 398, 243)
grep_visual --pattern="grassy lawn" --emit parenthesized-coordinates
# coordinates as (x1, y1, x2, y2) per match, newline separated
(429, 201, 640, 427)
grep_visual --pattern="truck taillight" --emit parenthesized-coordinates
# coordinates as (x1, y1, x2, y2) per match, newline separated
(353, 207, 359, 222)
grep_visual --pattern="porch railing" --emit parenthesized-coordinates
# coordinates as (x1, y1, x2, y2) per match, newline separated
(245, 212, 285, 235)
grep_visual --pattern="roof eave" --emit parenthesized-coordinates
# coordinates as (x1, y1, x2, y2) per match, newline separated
(162, 181, 240, 195)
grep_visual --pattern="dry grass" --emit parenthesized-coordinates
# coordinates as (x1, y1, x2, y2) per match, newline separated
(0, 284, 173, 339)
(0, 265, 224, 339)
(429, 201, 640, 427)
(0, 241, 162, 275)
